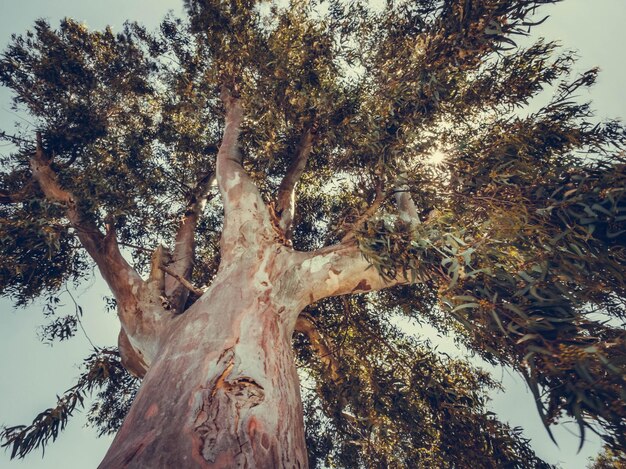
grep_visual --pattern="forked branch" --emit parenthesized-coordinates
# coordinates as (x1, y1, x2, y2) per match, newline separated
(295, 313, 342, 382)
(341, 183, 386, 243)
(301, 168, 422, 303)
(165, 172, 216, 312)
(341, 164, 419, 243)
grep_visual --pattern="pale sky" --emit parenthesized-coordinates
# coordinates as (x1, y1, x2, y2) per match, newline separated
(0, 1, 625, 468)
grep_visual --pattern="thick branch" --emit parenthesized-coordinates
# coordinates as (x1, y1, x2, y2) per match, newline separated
(300, 169, 421, 302)
(216, 90, 245, 195)
(164, 172, 216, 312)
(216, 90, 272, 255)
(148, 244, 169, 291)
(276, 128, 313, 239)
(29, 133, 144, 322)
(299, 243, 411, 304)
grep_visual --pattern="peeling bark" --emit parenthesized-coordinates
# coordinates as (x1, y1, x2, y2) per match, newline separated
(215, 92, 275, 259)
(101, 237, 411, 468)
(298, 243, 407, 303)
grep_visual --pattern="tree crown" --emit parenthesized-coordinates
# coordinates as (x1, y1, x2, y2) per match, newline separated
(1, 0, 625, 467)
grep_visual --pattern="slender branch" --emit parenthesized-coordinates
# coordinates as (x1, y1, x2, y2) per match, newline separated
(118, 241, 154, 253)
(295, 313, 342, 382)
(0, 130, 34, 146)
(58, 152, 79, 169)
(0, 181, 34, 204)
(394, 169, 420, 227)
(164, 172, 216, 312)
(276, 128, 313, 239)
(341, 183, 386, 243)
(64, 286, 97, 350)
(341, 297, 412, 369)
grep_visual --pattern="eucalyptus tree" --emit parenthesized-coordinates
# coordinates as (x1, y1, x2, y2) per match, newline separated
(1, 0, 625, 467)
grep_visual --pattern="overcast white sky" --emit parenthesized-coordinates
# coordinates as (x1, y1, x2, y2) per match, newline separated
(0, 1, 625, 467)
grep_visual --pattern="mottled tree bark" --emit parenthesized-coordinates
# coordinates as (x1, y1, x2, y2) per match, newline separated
(99, 93, 315, 468)
(99, 244, 310, 468)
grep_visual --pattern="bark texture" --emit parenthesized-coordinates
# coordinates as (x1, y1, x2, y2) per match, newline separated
(98, 240, 407, 467)
(99, 244, 310, 468)
(100, 95, 314, 468)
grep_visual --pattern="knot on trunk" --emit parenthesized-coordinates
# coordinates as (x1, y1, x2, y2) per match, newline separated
(194, 352, 269, 465)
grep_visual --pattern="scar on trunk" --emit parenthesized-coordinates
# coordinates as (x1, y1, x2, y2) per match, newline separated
(119, 430, 156, 467)
(193, 350, 267, 464)
(353, 279, 372, 292)
(145, 403, 159, 419)
(122, 444, 144, 466)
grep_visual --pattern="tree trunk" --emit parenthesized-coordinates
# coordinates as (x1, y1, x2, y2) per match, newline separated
(99, 254, 309, 468)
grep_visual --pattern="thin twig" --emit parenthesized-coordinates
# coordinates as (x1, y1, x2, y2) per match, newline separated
(117, 241, 154, 253)
(0, 130, 34, 146)
(64, 286, 97, 350)
(341, 184, 386, 243)
(160, 265, 205, 296)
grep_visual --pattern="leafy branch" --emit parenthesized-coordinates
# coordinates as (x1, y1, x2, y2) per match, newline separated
(0, 348, 138, 459)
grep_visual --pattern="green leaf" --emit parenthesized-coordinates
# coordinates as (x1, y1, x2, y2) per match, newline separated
(452, 302, 480, 313)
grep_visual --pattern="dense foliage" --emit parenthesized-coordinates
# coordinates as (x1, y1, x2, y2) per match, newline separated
(1, 0, 625, 467)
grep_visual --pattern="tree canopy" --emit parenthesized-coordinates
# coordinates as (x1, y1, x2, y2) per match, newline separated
(1, 0, 625, 467)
